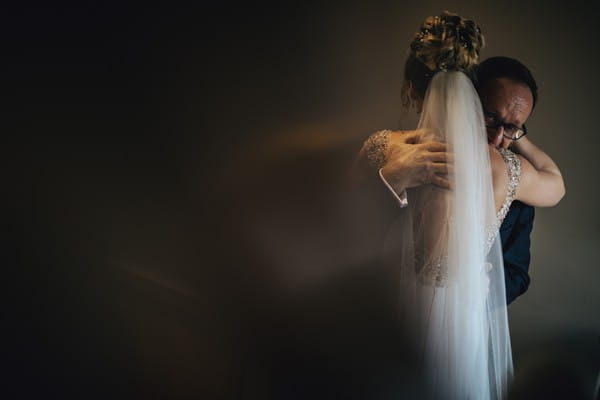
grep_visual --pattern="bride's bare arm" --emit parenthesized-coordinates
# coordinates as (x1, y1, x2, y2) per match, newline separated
(512, 137, 565, 207)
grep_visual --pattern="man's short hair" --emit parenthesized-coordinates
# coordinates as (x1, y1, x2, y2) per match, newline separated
(476, 56, 538, 109)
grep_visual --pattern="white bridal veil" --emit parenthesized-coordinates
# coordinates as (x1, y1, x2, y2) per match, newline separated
(385, 71, 512, 400)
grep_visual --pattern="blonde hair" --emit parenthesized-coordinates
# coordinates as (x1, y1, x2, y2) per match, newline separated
(401, 11, 485, 108)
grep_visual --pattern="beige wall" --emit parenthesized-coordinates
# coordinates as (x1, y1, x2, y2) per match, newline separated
(11, 1, 598, 398)
(214, 0, 600, 393)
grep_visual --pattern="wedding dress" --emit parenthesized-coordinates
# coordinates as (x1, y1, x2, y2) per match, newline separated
(384, 72, 518, 400)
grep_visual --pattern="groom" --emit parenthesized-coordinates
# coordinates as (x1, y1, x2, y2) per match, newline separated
(366, 56, 538, 305)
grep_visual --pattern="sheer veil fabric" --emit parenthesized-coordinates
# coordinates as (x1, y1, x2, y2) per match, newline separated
(384, 72, 512, 400)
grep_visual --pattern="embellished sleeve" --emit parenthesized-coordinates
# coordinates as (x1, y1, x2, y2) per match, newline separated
(363, 129, 409, 208)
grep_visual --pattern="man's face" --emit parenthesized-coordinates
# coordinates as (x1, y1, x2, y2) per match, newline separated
(478, 77, 534, 148)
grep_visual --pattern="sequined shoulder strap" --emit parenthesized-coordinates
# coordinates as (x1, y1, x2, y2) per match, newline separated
(485, 148, 522, 252)
(496, 147, 521, 225)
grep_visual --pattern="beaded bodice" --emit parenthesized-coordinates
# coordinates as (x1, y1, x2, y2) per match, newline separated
(418, 147, 521, 286)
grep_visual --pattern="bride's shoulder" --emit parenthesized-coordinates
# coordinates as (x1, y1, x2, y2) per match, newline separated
(489, 146, 509, 206)
(488, 145, 503, 166)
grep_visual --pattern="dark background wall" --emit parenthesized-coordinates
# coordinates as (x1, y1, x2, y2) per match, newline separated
(6, 1, 599, 399)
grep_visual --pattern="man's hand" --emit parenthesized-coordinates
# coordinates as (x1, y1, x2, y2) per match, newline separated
(380, 129, 453, 192)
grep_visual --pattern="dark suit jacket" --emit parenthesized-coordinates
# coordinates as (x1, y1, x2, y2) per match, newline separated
(500, 200, 534, 304)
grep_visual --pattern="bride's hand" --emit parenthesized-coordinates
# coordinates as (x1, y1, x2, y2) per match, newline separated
(381, 129, 453, 191)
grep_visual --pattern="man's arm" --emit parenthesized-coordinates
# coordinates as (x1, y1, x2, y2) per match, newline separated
(350, 129, 452, 202)
(501, 201, 535, 305)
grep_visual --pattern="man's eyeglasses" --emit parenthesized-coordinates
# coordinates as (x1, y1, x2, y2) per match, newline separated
(483, 109, 527, 140)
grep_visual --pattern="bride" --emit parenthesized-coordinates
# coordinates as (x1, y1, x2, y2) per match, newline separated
(366, 12, 565, 400)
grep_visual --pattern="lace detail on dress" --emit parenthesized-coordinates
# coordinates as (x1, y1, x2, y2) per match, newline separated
(416, 254, 448, 287)
(416, 149, 521, 286)
(415, 214, 452, 287)
(485, 148, 521, 251)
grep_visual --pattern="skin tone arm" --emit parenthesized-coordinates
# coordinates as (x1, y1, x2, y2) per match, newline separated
(511, 137, 565, 207)
(490, 137, 565, 210)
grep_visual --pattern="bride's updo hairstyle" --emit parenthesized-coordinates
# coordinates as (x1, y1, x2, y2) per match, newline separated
(401, 11, 485, 107)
